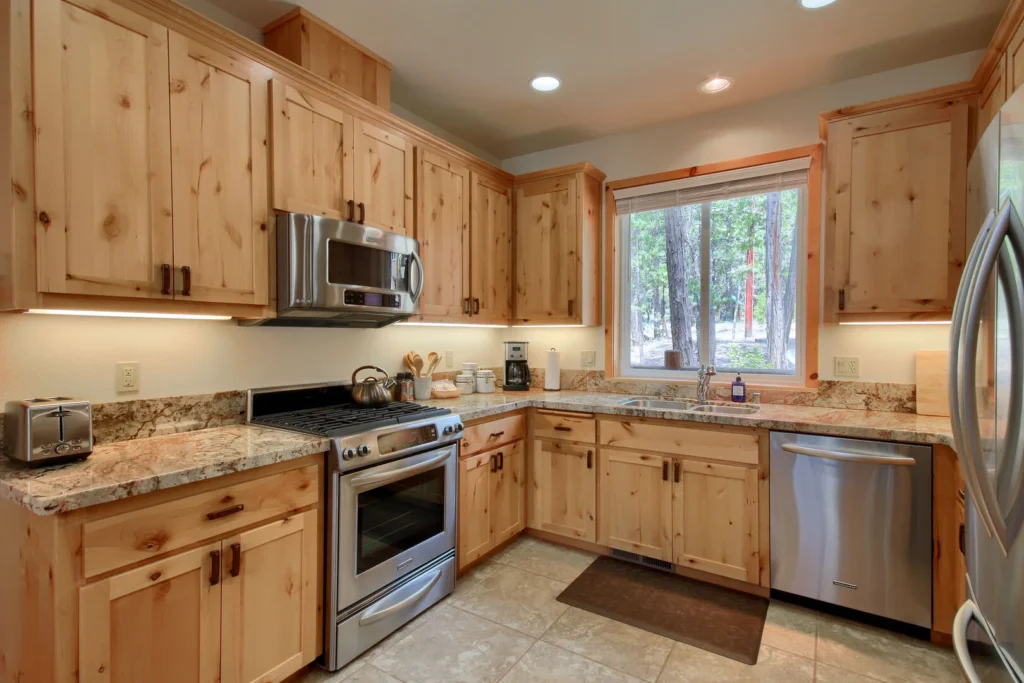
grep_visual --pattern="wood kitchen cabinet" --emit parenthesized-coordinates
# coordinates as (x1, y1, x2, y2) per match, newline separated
(469, 172, 514, 323)
(597, 449, 673, 562)
(513, 163, 604, 325)
(353, 119, 414, 235)
(823, 95, 969, 322)
(529, 439, 597, 543)
(979, 53, 1009, 137)
(415, 148, 471, 319)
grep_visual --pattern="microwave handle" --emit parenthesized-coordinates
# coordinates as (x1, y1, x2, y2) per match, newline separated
(410, 250, 424, 303)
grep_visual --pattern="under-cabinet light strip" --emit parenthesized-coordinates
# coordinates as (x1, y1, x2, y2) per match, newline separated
(26, 309, 232, 321)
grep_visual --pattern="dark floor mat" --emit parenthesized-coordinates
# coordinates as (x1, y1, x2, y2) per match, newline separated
(556, 555, 769, 665)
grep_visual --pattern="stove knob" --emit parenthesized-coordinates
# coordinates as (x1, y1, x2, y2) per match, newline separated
(455, 423, 464, 433)
(443, 425, 454, 436)
(342, 448, 356, 461)
(357, 444, 371, 457)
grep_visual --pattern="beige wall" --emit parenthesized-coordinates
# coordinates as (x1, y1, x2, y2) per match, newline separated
(501, 50, 983, 384)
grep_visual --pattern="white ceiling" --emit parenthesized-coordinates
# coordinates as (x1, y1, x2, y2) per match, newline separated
(206, 0, 1007, 160)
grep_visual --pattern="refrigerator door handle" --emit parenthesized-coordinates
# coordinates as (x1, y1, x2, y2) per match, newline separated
(952, 600, 984, 683)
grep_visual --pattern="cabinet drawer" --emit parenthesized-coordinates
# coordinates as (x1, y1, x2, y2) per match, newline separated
(82, 465, 320, 579)
(533, 410, 596, 443)
(461, 413, 525, 457)
(600, 419, 758, 465)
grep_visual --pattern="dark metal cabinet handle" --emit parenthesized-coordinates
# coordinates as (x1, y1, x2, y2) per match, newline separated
(357, 202, 366, 224)
(959, 523, 966, 554)
(674, 461, 681, 483)
(161, 264, 171, 295)
(490, 454, 498, 473)
(553, 425, 572, 432)
(463, 298, 471, 315)
(347, 199, 356, 221)
(490, 431, 505, 439)
(662, 461, 669, 482)
(210, 549, 221, 586)
(586, 450, 593, 469)
(181, 265, 192, 296)
(839, 288, 846, 311)
(207, 504, 244, 521)
(473, 298, 480, 314)
(498, 451, 504, 471)
(230, 542, 241, 578)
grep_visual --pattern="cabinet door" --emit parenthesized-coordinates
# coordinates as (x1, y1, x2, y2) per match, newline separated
(458, 451, 494, 569)
(169, 34, 269, 306)
(353, 119, 413, 235)
(979, 53, 1008, 137)
(470, 173, 513, 323)
(33, 0, 173, 299)
(415, 148, 470, 319)
(514, 174, 579, 323)
(528, 439, 596, 542)
(221, 510, 318, 683)
(269, 79, 354, 220)
(597, 449, 673, 562)
(672, 460, 759, 583)
(827, 99, 968, 319)
(79, 542, 221, 683)
(490, 440, 526, 547)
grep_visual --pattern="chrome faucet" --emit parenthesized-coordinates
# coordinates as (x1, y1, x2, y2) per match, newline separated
(696, 364, 716, 403)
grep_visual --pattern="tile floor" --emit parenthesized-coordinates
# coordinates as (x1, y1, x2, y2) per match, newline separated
(298, 536, 961, 683)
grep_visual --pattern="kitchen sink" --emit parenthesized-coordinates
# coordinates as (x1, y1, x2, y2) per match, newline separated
(618, 398, 698, 410)
(686, 404, 760, 415)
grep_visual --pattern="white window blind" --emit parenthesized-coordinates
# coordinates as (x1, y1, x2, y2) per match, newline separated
(613, 157, 811, 216)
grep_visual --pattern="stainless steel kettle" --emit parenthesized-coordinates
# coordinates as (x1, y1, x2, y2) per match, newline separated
(350, 366, 396, 407)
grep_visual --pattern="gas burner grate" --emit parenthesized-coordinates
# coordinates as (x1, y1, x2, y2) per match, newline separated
(251, 401, 450, 438)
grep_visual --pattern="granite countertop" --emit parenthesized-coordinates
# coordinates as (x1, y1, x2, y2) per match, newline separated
(0, 425, 329, 515)
(0, 390, 953, 517)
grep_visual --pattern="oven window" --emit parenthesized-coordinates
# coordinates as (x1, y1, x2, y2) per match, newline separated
(356, 465, 445, 575)
(327, 241, 409, 290)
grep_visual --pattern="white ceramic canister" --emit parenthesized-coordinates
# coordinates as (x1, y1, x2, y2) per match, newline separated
(475, 369, 496, 394)
(455, 374, 475, 395)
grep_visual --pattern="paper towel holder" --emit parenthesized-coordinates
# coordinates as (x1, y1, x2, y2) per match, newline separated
(544, 347, 561, 392)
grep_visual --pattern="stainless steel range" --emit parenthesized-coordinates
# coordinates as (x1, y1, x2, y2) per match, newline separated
(247, 383, 463, 671)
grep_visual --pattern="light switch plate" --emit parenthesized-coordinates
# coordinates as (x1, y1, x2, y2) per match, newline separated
(445, 350, 454, 369)
(580, 350, 597, 368)
(116, 361, 139, 393)
(834, 356, 860, 378)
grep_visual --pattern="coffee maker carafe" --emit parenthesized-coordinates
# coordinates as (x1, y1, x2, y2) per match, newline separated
(504, 342, 531, 391)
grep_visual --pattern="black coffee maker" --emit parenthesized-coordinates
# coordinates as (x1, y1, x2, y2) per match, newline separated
(503, 341, 531, 391)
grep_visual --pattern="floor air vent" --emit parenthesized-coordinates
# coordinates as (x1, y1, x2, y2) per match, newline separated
(610, 549, 674, 572)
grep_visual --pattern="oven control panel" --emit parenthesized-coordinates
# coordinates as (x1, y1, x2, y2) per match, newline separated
(332, 414, 464, 470)
(343, 291, 402, 308)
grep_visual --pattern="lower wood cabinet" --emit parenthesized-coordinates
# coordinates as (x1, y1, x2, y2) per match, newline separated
(458, 440, 525, 569)
(79, 508, 319, 683)
(528, 439, 597, 543)
(597, 449, 673, 561)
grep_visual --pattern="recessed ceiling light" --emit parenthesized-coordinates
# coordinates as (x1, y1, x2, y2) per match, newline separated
(531, 75, 560, 92)
(699, 76, 733, 94)
(801, 0, 837, 8)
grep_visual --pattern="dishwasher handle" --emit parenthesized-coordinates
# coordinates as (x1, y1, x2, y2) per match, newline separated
(781, 443, 916, 467)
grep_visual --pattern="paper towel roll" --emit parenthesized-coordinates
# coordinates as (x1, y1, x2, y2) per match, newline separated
(544, 348, 561, 391)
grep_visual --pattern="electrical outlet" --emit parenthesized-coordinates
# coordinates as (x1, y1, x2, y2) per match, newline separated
(116, 362, 139, 393)
(580, 350, 597, 368)
(445, 350, 454, 369)
(834, 356, 860, 378)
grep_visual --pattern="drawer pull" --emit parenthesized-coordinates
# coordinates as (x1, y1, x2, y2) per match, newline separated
(553, 426, 572, 432)
(210, 549, 221, 586)
(207, 504, 245, 521)
(587, 450, 593, 469)
(490, 431, 505, 438)
(230, 542, 241, 578)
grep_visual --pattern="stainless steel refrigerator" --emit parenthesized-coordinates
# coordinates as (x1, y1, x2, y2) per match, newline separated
(950, 86, 1024, 682)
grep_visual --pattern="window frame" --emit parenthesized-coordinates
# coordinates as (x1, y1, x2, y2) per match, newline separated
(603, 145, 822, 388)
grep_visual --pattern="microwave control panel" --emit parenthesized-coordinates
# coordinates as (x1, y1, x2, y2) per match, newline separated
(343, 291, 402, 308)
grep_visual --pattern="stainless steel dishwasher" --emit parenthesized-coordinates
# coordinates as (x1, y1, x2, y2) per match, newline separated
(770, 431, 933, 628)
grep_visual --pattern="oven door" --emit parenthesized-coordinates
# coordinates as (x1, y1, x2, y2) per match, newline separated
(307, 215, 423, 315)
(335, 444, 456, 611)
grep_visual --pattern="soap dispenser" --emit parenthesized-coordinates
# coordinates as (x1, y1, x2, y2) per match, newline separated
(731, 374, 746, 402)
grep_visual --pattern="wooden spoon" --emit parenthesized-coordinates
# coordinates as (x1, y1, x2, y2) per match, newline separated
(412, 354, 424, 378)
(425, 352, 441, 377)
(404, 352, 418, 376)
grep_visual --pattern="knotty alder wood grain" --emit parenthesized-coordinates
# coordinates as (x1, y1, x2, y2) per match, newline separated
(457, 440, 526, 570)
(529, 439, 597, 543)
(533, 409, 596, 442)
(933, 444, 967, 638)
(33, 0, 174, 299)
(979, 53, 1008, 137)
(458, 450, 494, 569)
(490, 440, 526, 548)
(354, 118, 414, 236)
(470, 172, 514, 323)
(597, 448, 673, 562)
(415, 147, 471, 319)
(599, 417, 759, 466)
(460, 412, 526, 457)
(169, 33, 270, 306)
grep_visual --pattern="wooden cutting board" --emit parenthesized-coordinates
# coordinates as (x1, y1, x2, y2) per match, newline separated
(916, 350, 951, 417)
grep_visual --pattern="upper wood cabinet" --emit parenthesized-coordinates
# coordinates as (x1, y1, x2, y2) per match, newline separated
(513, 163, 604, 325)
(29, 0, 269, 306)
(979, 53, 1009, 137)
(353, 119, 414, 235)
(33, 0, 174, 300)
(823, 96, 969, 322)
(470, 172, 513, 323)
(415, 148, 471, 319)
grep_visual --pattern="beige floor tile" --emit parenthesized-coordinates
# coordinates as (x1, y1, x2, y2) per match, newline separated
(657, 643, 814, 683)
(370, 603, 533, 683)
(450, 561, 570, 637)
(493, 535, 598, 583)
(341, 665, 404, 683)
(541, 606, 674, 682)
(815, 662, 880, 683)
(816, 617, 961, 683)
(761, 601, 818, 659)
(499, 641, 646, 683)
(295, 659, 369, 682)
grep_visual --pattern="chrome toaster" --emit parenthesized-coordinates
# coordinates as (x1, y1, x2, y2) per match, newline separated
(3, 398, 93, 464)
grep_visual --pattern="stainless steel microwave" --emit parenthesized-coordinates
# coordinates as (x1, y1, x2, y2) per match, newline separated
(247, 213, 423, 328)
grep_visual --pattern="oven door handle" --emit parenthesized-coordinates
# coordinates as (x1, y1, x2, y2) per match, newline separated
(410, 249, 425, 304)
(349, 450, 451, 492)
(358, 567, 442, 626)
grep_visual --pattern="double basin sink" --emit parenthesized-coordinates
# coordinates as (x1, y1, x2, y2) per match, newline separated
(617, 397, 760, 416)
